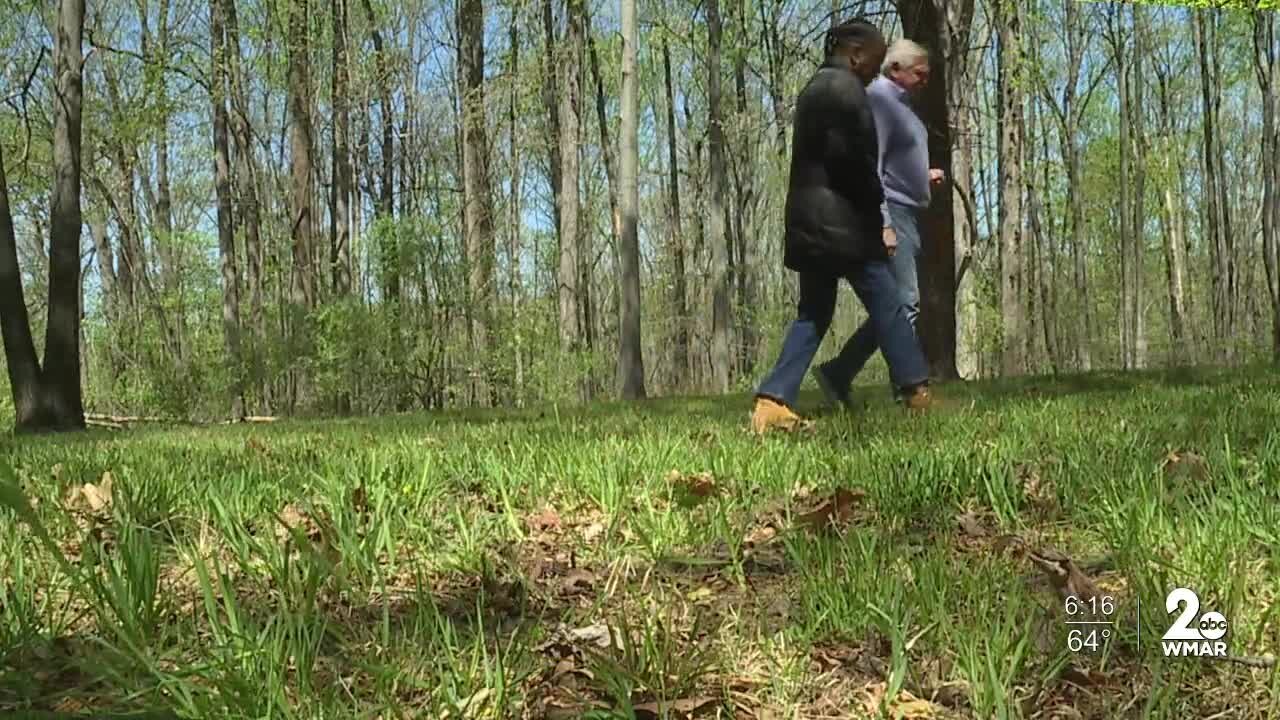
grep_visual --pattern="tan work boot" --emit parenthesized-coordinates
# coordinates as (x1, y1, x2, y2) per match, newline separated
(750, 396, 807, 434)
(901, 384, 934, 412)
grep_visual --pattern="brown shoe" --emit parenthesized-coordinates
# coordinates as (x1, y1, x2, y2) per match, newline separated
(902, 385, 934, 412)
(750, 396, 808, 434)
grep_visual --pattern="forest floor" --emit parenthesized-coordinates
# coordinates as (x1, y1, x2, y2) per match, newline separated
(2, 366, 1280, 719)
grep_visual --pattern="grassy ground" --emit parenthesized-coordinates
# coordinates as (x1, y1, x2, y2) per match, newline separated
(2, 366, 1280, 719)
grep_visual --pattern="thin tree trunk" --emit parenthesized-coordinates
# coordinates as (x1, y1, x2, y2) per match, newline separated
(1254, 10, 1280, 361)
(1195, 12, 1229, 363)
(0, 142, 45, 428)
(331, 0, 353, 297)
(211, 0, 244, 419)
(707, 0, 732, 393)
(662, 38, 688, 389)
(459, 0, 495, 406)
(617, 0, 644, 399)
(997, 0, 1026, 376)
(288, 0, 315, 311)
(509, 16, 524, 404)
(542, 0, 563, 242)
(222, 0, 265, 410)
(1131, 3, 1149, 368)
(558, 0, 584, 399)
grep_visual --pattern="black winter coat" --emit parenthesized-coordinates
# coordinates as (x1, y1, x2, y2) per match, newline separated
(782, 59, 887, 274)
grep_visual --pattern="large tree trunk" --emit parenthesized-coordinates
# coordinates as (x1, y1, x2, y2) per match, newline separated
(558, 0, 584, 398)
(0, 0, 87, 433)
(900, 0, 963, 380)
(459, 0, 496, 406)
(0, 143, 45, 429)
(997, 0, 1026, 376)
(707, 0, 732, 393)
(211, 0, 244, 420)
(730, 0, 758, 379)
(942, 0, 979, 379)
(662, 38, 688, 389)
(617, 0, 644, 399)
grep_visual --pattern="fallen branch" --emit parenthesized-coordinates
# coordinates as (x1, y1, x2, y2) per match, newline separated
(85, 418, 125, 430)
(85, 413, 173, 424)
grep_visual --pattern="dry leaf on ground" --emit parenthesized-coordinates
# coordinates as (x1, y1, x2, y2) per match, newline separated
(1162, 450, 1209, 482)
(634, 696, 719, 718)
(668, 470, 720, 505)
(526, 505, 563, 533)
(796, 488, 866, 531)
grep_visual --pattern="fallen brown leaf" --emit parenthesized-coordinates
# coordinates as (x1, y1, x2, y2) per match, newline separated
(668, 470, 719, 505)
(634, 696, 719, 718)
(956, 511, 988, 538)
(526, 505, 562, 533)
(1027, 547, 1103, 605)
(796, 488, 866, 530)
(1161, 450, 1209, 482)
(65, 472, 114, 516)
(569, 623, 617, 649)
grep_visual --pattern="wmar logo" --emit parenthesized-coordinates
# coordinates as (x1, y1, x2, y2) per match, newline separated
(1161, 587, 1228, 658)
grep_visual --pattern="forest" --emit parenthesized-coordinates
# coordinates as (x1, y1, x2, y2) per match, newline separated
(1, 0, 1275, 429)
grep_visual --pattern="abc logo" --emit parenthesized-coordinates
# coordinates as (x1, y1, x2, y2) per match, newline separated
(1197, 611, 1228, 640)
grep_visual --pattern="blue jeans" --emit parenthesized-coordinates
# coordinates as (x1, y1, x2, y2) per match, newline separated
(824, 202, 924, 393)
(755, 259, 930, 408)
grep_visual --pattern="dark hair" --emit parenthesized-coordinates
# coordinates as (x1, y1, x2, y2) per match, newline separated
(823, 18, 883, 60)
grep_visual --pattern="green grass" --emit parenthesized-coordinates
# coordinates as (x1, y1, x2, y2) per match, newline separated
(2, 366, 1279, 718)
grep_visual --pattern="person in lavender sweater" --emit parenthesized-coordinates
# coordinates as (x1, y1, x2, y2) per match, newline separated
(809, 38, 946, 408)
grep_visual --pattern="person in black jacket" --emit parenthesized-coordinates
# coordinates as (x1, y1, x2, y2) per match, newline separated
(751, 18, 932, 434)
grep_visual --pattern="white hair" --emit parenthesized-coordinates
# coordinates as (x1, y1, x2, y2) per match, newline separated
(882, 39, 929, 75)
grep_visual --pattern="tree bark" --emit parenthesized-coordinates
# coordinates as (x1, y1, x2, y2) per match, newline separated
(1131, 3, 1148, 368)
(1195, 12, 1230, 362)
(707, 0, 732, 393)
(222, 0, 265, 408)
(1254, 10, 1279, 362)
(0, 0, 87, 433)
(288, 0, 315, 311)
(542, 0, 563, 243)
(211, 0, 244, 419)
(459, 0, 496, 405)
(331, 0, 353, 296)
(617, 0, 644, 399)
(997, 0, 1026, 376)
(558, 0, 584, 398)
(509, 16, 525, 404)
(662, 38, 688, 388)
(900, 0, 962, 380)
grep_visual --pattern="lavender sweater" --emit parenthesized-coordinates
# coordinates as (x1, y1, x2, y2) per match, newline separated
(868, 76, 930, 224)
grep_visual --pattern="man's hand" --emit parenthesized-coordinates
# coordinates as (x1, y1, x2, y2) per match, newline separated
(929, 168, 946, 186)
(883, 226, 898, 257)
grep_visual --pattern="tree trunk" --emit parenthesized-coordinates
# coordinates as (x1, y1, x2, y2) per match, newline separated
(707, 0, 732, 393)
(662, 38, 688, 389)
(509, 16, 525, 404)
(1195, 13, 1229, 363)
(942, 0, 979, 379)
(1131, 3, 1148, 369)
(1254, 10, 1279, 362)
(900, 0, 962, 380)
(1108, 6, 1133, 368)
(0, 0, 87, 433)
(0, 143, 45, 429)
(617, 0, 644, 399)
(331, 0, 353, 296)
(542, 0, 563, 244)
(558, 0, 584, 398)
(211, 0, 244, 419)
(288, 0, 315, 312)
(222, 0, 265, 409)
(459, 0, 495, 406)
(997, 0, 1026, 377)
(360, 0, 397, 302)
(586, 10, 620, 246)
